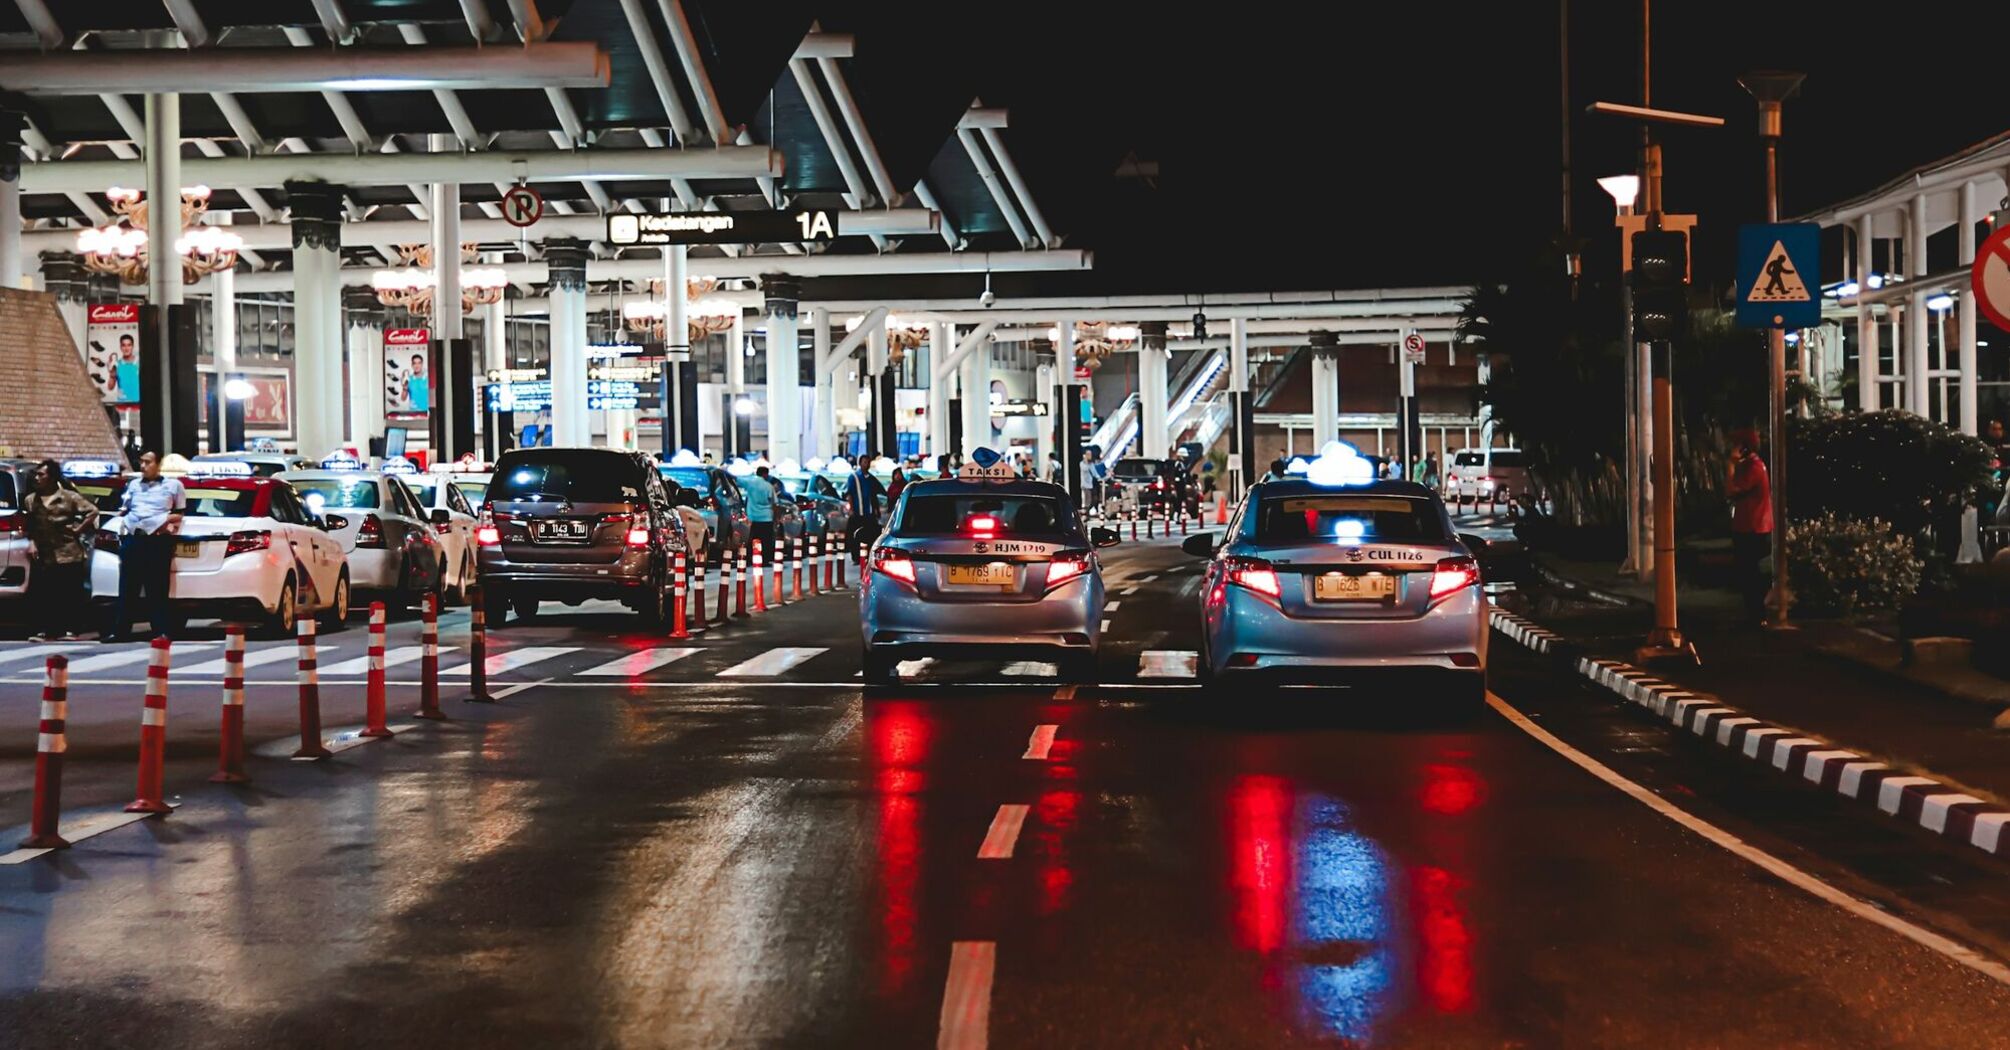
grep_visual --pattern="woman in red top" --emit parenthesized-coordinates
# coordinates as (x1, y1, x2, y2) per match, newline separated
(1726, 427, 1774, 624)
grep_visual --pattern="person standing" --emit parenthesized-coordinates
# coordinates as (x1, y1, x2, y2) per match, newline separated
(1726, 428, 1774, 625)
(886, 466, 908, 504)
(1421, 451, 1441, 491)
(746, 464, 778, 561)
(24, 461, 99, 641)
(109, 449, 185, 642)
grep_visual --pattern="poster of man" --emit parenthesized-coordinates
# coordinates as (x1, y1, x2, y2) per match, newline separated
(86, 304, 142, 405)
(383, 328, 431, 418)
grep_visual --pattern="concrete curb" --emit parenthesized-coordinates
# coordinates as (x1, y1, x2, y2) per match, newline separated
(1525, 557, 1648, 609)
(1489, 606, 2010, 861)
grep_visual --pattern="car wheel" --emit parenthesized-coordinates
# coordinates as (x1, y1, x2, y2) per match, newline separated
(264, 579, 297, 640)
(318, 571, 350, 630)
(637, 569, 669, 628)
(861, 647, 898, 687)
(482, 586, 511, 627)
(1061, 651, 1098, 684)
(452, 552, 474, 606)
(511, 595, 539, 622)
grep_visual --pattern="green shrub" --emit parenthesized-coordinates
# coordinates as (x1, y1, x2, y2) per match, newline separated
(1786, 512, 1921, 621)
(1786, 410, 1993, 540)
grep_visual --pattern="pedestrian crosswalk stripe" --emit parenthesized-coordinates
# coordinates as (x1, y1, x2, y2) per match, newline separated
(1138, 650, 1197, 678)
(582, 647, 702, 676)
(0, 643, 95, 666)
(719, 646, 828, 677)
(1001, 661, 1059, 677)
(64, 643, 217, 674)
(180, 644, 338, 677)
(441, 646, 580, 676)
(321, 646, 423, 676)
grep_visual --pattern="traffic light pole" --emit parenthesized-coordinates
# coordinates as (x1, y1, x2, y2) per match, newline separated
(1636, 137, 1688, 661)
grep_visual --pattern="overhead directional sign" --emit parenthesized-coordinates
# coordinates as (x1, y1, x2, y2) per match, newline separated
(607, 209, 839, 247)
(501, 184, 544, 228)
(1736, 222, 1820, 328)
(1974, 224, 2010, 333)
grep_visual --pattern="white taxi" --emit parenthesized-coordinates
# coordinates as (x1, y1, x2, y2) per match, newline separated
(395, 459, 481, 603)
(94, 460, 352, 635)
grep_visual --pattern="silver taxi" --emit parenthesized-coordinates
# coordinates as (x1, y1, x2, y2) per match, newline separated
(858, 454, 1118, 685)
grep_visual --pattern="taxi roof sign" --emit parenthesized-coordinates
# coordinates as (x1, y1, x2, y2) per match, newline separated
(185, 460, 254, 477)
(959, 448, 1019, 481)
(63, 458, 126, 478)
(381, 455, 418, 475)
(319, 452, 364, 471)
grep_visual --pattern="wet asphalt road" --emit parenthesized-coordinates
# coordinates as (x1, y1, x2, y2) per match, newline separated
(2, 532, 2010, 1047)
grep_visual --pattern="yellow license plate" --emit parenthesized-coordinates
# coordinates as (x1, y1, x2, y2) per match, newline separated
(948, 563, 1015, 586)
(1314, 573, 1394, 601)
(175, 541, 203, 559)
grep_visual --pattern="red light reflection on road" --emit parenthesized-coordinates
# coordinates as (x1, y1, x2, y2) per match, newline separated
(1409, 865, 1474, 1013)
(1033, 788, 1079, 915)
(868, 703, 932, 996)
(1418, 763, 1485, 815)
(1228, 775, 1293, 953)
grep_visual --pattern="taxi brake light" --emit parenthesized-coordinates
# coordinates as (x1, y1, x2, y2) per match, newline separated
(225, 530, 271, 556)
(873, 548, 916, 585)
(476, 523, 501, 546)
(1430, 556, 1480, 600)
(1045, 555, 1088, 588)
(1225, 556, 1280, 600)
(626, 519, 651, 547)
(0, 513, 19, 534)
(356, 513, 385, 549)
(968, 514, 997, 536)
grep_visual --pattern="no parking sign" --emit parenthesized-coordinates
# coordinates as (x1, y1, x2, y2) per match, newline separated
(1975, 225, 2010, 333)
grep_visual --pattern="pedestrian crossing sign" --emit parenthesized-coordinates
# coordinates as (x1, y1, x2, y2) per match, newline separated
(1736, 223, 1821, 328)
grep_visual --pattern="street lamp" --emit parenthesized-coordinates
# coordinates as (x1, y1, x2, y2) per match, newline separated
(1600, 173, 1647, 579)
(1597, 175, 1640, 214)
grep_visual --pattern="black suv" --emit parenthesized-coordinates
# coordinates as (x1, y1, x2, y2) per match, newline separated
(475, 448, 692, 626)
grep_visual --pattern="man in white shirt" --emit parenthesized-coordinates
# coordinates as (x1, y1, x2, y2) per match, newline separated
(109, 450, 185, 641)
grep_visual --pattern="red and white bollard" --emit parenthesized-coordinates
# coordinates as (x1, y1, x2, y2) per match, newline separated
(791, 534, 804, 602)
(467, 584, 495, 703)
(838, 534, 851, 587)
(694, 552, 709, 625)
(825, 531, 838, 590)
(733, 543, 749, 618)
(361, 601, 392, 738)
(806, 533, 821, 596)
(293, 618, 331, 759)
(21, 655, 70, 848)
(770, 536, 785, 607)
(209, 628, 249, 783)
(1130, 508, 1138, 542)
(670, 552, 690, 639)
(127, 637, 174, 811)
(751, 540, 767, 613)
(414, 593, 445, 721)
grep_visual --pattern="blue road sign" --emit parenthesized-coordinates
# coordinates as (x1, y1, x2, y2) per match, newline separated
(1737, 223, 1821, 329)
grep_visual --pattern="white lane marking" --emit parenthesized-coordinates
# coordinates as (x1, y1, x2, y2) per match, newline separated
(581, 648, 703, 677)
(718, 646, 829, 677)
(442, 646, 580, 676)
(1119, 586, 1138, 595)
(895, 658, 940, 679)
(937, 941, 996, 1050)
(181, 644, 334, 677)
(319, 647, 427, 677)
(1486, 691, 2010, 988)
(1053, 684, 1077, 701)
(977, 804, 1030, 859)
(1001, 661, 1058, 677)
(1138, 650, 1197, 678)
(490, 678, 549, 700)
(321, 723, 417, 754)
(1100, 619, 1111, 633)
(0, 806, 177, 865)
(0, 643, 94, 666)
(63, 643, 215, 674)
(1104, 601, 1121, 611)
(1136, 574, 1158, 583)
(1023, 725, 1058, 760)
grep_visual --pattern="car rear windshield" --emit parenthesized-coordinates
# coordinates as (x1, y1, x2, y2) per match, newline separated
(182, 486, 261, 518)
(898, 493, 1067, 536)
(1489, 451, 1525, 467)
(1112, 459, 1160, 476)
(660, 467, 713, 493)
(453, 479, 489, 505)
(71, 482, 125, 513)
(1454, 452, 1483, 467)
(401, 477, 443, 504)
(494, 452, 644, 503)
(0, 471, 15, 509)
(1254, 495, 1446, 543)
(291, 478, 380, 510)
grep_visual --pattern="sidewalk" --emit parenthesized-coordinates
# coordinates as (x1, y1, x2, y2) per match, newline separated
(1502, 548, 2010, 856)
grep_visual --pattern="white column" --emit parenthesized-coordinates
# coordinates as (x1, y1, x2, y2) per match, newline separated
(1309, 335, 1339, 446)
(1856, 215, 1879, 412)
(0, 116, 18, 289)
(1053, 321, 1077, 461)
(1907, 193, 1930, 417)
(429, 135, 462, 342)
(545, 242, 590, 446)
(144, 94, 183, 451)
(959, 326, 989, 456)
(1958, 179, 1980, 434)
(664, 243, 688, 455)
(288, 181, 343, 459)
(346, 319, 382, 450)
(812, 309, 834, 459)
(481, 262, 506, 373)
(763, 280, 801, 463)
(1139, 336, 1169, 459)
(926, 321, 952, 459)
(1034, 360, 1054, 469)
(211, 216, 236, 376)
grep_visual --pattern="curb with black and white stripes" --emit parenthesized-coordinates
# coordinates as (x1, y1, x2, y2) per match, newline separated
(1488, 606, 2010, 861)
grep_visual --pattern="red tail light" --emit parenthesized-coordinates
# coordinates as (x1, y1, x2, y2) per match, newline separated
(225, 530, 271, 556)
(873, 547, 916, 585)
(968, 514, 997, 537)
(626, 518, 651, 547)
(0, 513, 20, 534)
(1045, 554, 1089, 589)
(356, 513, 385, 548)
(1429, 556, 1481, 600)
(475, 515, 501, 546)
(1225, 555, 1280, 601)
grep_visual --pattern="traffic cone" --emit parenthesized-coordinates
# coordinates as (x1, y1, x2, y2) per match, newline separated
(209, 628, 249, 782)
(361, 602, 392, 737)
(466, 584, 495, 703)
(414, 592, 445, 721)
(1215, 494, 1228, 525)
(670, 552, 690, 639)
(292, 618, 332, 759)
(127, 637, 174, 811)
(21, 655, 70, 848)
(752, 540, 767, 613)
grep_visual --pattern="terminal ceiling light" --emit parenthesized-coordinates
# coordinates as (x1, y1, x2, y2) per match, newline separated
(624, 277, 737, 342)
(369, 242, 503, 316)
(76, 185, 242, 285)
(884, 315, 928, 365)
(1053, 320, 1138, 371)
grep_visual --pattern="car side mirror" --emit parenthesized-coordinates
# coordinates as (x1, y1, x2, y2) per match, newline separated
(430, 508, 451, 526)
(1090, 526, 1120, 548)
(321, 513, 349, 531)
(1458, 532, 1489, 553)
(1181, 532, 1218, 558)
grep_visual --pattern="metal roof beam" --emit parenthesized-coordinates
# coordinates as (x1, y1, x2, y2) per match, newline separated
(458, 0, 495, 41)
(815, 54, 896, 206)
(662, 0, 729, 145)
(23, 145, 783, 192)
(957, 127, 1032, 249)
(507, 0, 548, 42)
(957, 107, 1009, 130)
(227, 249, 1090, 292)
(793, 33, 854, 60)
(909, 180, 960, 249)
(160, 0, 211, 47)
(979, 126, 1053, 249)
(0, 45, 612, 94)
(789, 58, 887, 249)
(13, 0, 63, 49)
(618, 0, 698, 143)
(310, 0, 357, 44)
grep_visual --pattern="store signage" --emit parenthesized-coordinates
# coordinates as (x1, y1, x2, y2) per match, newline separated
(606, 209, 839, 246)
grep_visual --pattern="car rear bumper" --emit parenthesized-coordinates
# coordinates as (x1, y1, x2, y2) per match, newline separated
(1204, 586, 1487, 676)
(861, 573, 1101, 651)
(346, 549, 399, 590)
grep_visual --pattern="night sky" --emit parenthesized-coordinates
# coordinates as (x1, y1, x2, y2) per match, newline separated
(874, 1, 2003, 295)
